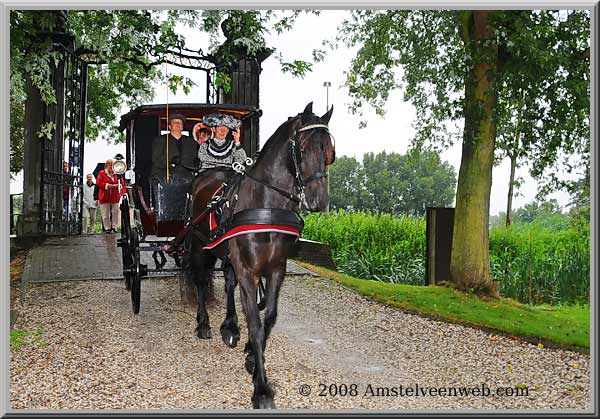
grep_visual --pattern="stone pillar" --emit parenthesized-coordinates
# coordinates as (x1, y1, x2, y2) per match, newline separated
(19, 77, 45, 236)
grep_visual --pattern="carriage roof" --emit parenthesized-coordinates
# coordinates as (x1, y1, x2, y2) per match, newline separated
(119, 103, 258, 131)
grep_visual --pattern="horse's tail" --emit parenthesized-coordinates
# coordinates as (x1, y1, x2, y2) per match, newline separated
(179, 267, 216, 306)
(179, 267, 198, 307)
(179, 233, 216, 307)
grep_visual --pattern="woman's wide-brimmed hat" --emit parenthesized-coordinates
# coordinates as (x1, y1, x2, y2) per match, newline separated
(202, 113, 241, 130)
(192, 123, 211, 141)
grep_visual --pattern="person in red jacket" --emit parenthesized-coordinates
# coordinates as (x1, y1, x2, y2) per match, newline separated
(96, 159, 126, 233)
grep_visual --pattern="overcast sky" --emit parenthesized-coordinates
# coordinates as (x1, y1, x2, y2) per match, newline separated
(10, 10, 575, 216)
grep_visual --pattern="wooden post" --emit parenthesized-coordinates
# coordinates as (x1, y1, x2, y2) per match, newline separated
(426, 207, 455, 285)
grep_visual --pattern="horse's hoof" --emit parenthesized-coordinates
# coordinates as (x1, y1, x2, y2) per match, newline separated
(196, 326, 212, 339)
(245, 354, 255, 375)
(220, 326, 240, 348)
(252, 394, 276, 409)
(221, 332, 239, 348)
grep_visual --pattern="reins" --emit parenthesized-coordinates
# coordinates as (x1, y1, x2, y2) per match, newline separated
(244, 171, 301, 203)
(246, 122, 332, 207)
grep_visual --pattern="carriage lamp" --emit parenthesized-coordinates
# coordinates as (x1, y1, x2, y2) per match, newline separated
(113, 155, 128, 194)
(113, 159, 127, 175)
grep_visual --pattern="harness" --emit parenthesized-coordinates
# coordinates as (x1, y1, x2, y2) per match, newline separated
(167, 121, 333, 254)
(203, 208, 305, 250)
(245, 123, 331, 208)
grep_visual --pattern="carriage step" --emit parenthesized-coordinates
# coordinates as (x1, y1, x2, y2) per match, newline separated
(139, 264, 148, 277)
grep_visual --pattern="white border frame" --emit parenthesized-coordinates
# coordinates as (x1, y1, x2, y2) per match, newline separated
(1, 1, 597, 416)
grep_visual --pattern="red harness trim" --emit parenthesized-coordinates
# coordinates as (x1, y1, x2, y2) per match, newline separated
(208, 185, 224, 231)
(203, 224, 301, 250)
(209, 210, 218, 231)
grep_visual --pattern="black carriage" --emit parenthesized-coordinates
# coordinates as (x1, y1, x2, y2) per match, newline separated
(117, 103, 261, 314)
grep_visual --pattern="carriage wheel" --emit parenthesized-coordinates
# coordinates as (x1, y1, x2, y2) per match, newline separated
(119, 197, 134, 291)
(130, 229, 143, 314)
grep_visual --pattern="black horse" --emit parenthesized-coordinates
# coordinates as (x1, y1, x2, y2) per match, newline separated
(183, 102, 335, 409)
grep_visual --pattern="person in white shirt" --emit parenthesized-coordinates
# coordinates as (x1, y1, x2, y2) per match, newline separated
(82, 174, 98, 234)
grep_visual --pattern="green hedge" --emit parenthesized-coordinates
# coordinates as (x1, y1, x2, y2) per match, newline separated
(304, 211, 426, 285)
(302, 210, 589, 305)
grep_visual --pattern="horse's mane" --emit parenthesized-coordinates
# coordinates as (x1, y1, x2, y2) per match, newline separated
(251, 115, 299, 168)
(251, 111, 326, 168)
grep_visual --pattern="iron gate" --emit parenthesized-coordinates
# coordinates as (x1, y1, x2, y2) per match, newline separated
(39, 36, 87, 235)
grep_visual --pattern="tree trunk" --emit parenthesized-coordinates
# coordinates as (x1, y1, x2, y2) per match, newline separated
(450, 10, 499, 296)
(505, 95, 524, 227)
(505, 152, 516, 226)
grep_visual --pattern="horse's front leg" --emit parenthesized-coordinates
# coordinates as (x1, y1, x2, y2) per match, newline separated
(192, 248, 216, 339)
(262, 262, 286, 349)
(238, 270, 275, 409)
(244, 263, 285, 374)
(220, 259, 240, 348)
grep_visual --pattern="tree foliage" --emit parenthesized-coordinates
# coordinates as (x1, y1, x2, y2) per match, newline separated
(494, 11, 590, 203)
(10, 10, 317, 176)
(200, 10, 319, 77)
(328, 150, 456, 216)
(492, 198, 573, 232)
(327, 156, 368, 212)
(10, 10, 202, 150)
(333, 10, 589, 200)
(9, 95, 25, 178)
(512, 198, 563, 223)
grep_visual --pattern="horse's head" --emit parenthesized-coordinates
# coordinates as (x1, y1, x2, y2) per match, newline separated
(288, 102, 336, 212)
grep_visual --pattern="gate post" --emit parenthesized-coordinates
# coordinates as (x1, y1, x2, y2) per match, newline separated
(19, 14, 86, 237)
(19, 77, 45, 237)
(209, 19, 272, 157)
(19, 11, 69, 237)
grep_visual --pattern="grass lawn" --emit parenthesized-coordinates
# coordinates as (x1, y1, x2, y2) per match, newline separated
(295, 262, 590, 352)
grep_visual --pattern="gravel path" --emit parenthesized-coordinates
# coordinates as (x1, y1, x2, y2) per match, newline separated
(10, 274, 590, 411)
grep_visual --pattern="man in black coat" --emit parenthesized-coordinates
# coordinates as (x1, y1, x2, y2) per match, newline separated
(151, 113, 199, 182)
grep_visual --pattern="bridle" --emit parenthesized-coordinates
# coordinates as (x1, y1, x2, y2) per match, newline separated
(244, 121, 334, 209)
(291, 122, 331, 181)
